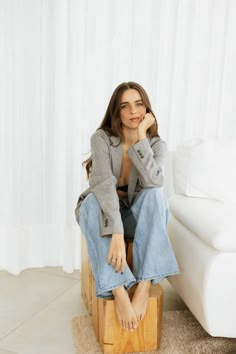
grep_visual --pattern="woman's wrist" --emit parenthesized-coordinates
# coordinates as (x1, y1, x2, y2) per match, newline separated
(138, 129, 146, 141)
(112, 233, 124, 238)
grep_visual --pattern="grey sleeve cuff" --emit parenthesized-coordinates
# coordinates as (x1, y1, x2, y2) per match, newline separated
(127, 138, 153, 160)
(99, 209, 124, 236)
(126, 138, 166, 187)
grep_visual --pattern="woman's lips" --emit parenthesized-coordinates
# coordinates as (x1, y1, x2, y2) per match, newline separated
(130, 117, 140, 122)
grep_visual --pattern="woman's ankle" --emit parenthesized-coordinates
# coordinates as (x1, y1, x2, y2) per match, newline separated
(137, 280, 151, 290)
(112, 285, 126, 296)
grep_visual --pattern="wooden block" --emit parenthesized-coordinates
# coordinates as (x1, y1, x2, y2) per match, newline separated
(91, 275, 99, 339)
(98, 297, 105, 345)
(99, 284, 163, 353)
(81, 234, 93, 314)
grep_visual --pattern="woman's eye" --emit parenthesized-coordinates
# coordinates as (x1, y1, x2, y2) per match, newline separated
(120, 102, 143, 109)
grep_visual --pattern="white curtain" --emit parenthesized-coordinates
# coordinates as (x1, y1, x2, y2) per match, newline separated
(1, 0, 235, 274)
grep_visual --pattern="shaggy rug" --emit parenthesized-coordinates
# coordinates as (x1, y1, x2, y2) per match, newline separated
(72, 310, 236, 354)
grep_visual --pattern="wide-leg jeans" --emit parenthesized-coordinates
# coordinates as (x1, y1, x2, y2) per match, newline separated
(77, 187, 180, 298)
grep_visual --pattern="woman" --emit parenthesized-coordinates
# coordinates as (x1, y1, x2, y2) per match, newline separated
(75, 81, 179, 332)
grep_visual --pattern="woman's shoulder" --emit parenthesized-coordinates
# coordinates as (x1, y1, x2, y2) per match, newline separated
(91, 129, 110, 143)
(91, 129, 120, 146)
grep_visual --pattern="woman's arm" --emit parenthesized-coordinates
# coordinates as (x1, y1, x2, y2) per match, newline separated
(90, 130, 126, 272)
(89, 131, 124, 235)
(126, 137, 167, 187)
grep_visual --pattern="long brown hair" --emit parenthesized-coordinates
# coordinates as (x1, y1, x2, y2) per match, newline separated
(83, 81, 159, 178)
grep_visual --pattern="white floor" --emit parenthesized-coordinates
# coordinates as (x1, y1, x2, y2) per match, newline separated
(0, 267, 187, 354)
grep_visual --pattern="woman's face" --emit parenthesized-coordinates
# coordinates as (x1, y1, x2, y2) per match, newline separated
(119, 89, 146, 129)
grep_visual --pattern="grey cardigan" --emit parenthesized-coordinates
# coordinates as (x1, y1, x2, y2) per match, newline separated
(75, 129, 167, 237)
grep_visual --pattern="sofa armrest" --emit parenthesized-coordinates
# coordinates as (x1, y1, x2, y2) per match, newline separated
(163, 151, 175, 198)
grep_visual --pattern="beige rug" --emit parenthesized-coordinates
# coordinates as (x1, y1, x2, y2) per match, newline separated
(72, 310, 236, 354)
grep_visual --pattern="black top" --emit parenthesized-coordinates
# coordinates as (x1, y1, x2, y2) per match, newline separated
(116, 184, 128, 192)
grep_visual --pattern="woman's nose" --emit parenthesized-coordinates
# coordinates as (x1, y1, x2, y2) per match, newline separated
(130, 105, 137, 114)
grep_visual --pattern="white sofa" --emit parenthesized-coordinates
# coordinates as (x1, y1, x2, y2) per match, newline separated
(164, 139, 236, 338)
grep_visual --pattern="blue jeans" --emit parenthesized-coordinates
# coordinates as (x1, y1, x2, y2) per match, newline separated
(78, 187, 180, 298)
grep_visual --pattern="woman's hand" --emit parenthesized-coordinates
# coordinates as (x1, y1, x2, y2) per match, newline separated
(138, 113, 156, 140)
(107, 234, 126, 273)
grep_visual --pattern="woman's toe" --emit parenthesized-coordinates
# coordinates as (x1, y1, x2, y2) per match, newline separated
(123, 320, 128, 331)
(132, 320, 138, 330)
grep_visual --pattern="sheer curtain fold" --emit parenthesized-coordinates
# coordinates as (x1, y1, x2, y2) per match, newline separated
(0, 0, 235, 273)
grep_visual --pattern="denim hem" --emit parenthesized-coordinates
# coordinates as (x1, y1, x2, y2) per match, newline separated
(135, 269, 180, 285)
(96, 278, 137, 299)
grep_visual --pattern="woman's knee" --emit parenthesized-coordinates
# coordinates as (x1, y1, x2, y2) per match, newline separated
(133, 187, 169, 224)
(135, 187, 168, 209)
(139, 187, 163, 199)
(79, 192, 101, 220)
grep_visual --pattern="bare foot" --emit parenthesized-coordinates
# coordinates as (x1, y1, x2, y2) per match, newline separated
(112, 286, 139, 331)
(131, 280, 151, 321)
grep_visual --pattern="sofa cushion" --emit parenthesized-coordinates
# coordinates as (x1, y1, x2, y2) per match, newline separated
(174, 139, 236, 205)
(169, 194, 236, 251)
